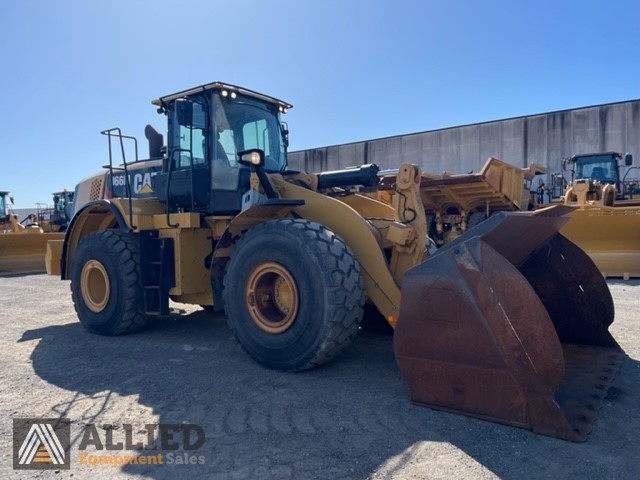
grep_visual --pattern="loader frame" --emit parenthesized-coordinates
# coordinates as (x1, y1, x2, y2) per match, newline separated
(48, 81, 624, 442)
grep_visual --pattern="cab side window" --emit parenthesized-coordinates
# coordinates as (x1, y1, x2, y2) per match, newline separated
(242, 119, 270, 157)
(174, 101, 207, 169)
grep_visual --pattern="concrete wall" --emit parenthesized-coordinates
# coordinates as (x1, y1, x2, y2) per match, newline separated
(289, 99, 640, 183)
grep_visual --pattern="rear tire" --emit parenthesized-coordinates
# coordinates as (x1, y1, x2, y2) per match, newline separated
(70, 230, 150, 335)
(223, 219, 365, 371)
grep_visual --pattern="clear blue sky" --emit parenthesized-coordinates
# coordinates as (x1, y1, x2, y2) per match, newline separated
(1, 0, 638, 207)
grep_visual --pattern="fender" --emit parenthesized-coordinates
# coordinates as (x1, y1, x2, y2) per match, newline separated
(61, 200, 130, 279)
(208, 199, 304, 312)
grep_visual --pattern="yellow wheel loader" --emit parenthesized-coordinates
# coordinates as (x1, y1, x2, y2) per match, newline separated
(47, 82, 624, 441)
(33, 190, 75, 233)
(558, 152, 640, 279)
(0, 191, 64, 274)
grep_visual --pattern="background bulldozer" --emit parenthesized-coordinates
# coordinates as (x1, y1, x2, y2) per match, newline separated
(0, 191, 64, 274)
(48, 82, 623, 441)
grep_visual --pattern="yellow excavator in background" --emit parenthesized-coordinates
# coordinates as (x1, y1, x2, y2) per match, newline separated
(47, 82, 623, 441)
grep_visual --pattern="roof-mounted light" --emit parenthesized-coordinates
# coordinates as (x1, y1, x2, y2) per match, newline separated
(152, 81, 293, 110)
(221, 89, 237, 99)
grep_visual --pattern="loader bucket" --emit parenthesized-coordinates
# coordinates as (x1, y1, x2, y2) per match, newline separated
(394, 206, 624, 441)
(0, 231, 65, 274)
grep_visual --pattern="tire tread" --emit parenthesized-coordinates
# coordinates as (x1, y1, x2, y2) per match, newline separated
(223, 219, 364, 371)
(70, 230, 149, 335)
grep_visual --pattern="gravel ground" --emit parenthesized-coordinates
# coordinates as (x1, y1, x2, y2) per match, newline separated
(0, 274, 638, 479)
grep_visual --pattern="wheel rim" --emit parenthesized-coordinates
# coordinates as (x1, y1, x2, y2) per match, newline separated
(80, 259, 110, 313)
(245, 262, 299, 334)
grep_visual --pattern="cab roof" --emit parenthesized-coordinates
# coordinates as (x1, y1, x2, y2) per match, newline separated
(570, 152, 622, 161)
(151, 81, 293, 110)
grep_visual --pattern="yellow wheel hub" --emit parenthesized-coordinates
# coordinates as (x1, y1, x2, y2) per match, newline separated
(245, 262, 299, 334)
(80, 259, 110, 313)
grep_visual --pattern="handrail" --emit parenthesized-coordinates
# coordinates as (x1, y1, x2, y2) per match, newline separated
(100, 128, 139, 229)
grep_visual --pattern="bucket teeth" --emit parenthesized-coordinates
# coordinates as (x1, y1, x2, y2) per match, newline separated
(394, 208, 623, 441)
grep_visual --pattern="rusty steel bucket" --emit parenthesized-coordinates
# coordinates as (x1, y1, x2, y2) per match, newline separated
(394, 206, 624, 441)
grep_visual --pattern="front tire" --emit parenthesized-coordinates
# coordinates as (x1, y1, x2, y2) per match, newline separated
(223, 219, 365, 371)
(70, 230, 149, 335)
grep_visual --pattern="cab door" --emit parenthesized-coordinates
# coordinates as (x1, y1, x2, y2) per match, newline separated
(164, 98, 210, 211)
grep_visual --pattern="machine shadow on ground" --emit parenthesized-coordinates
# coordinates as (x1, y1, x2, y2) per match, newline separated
(20, 308, 640, 480)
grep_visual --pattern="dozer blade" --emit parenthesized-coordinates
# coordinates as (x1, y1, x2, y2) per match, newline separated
(394, 205, 624, 441)
(0, 231, 65, 274)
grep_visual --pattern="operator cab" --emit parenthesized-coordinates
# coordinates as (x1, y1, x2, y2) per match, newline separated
(50, 191, 74, 226)
(572, 153, 619, 185)
(568, 152, 633, 197)
(0, 192, 8, 222)
(151, 82, 292, 215)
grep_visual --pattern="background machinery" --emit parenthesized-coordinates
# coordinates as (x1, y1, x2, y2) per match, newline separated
(0, 191, 30, 233)
(377, 157, 545, 246)
(48, 82, 624, 441)
(377, 152, 640, 279)
(552, 152, 640, 279)
(33, 190, 75, 233)
(0, 191, 64, 273)
(563, 152, 637, 204)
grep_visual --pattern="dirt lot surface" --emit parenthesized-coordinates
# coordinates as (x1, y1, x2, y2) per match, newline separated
(0, 274, 638, 479)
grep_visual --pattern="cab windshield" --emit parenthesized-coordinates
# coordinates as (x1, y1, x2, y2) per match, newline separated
(212, 93, 287, 172)
(575, 155, 617, 184)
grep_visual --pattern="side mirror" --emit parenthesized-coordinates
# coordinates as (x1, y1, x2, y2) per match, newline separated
(176, 99, 193, 127)
(625, 153, 633, 166)
(238, 149, 265, 168)
(280, 122, 290, 148)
